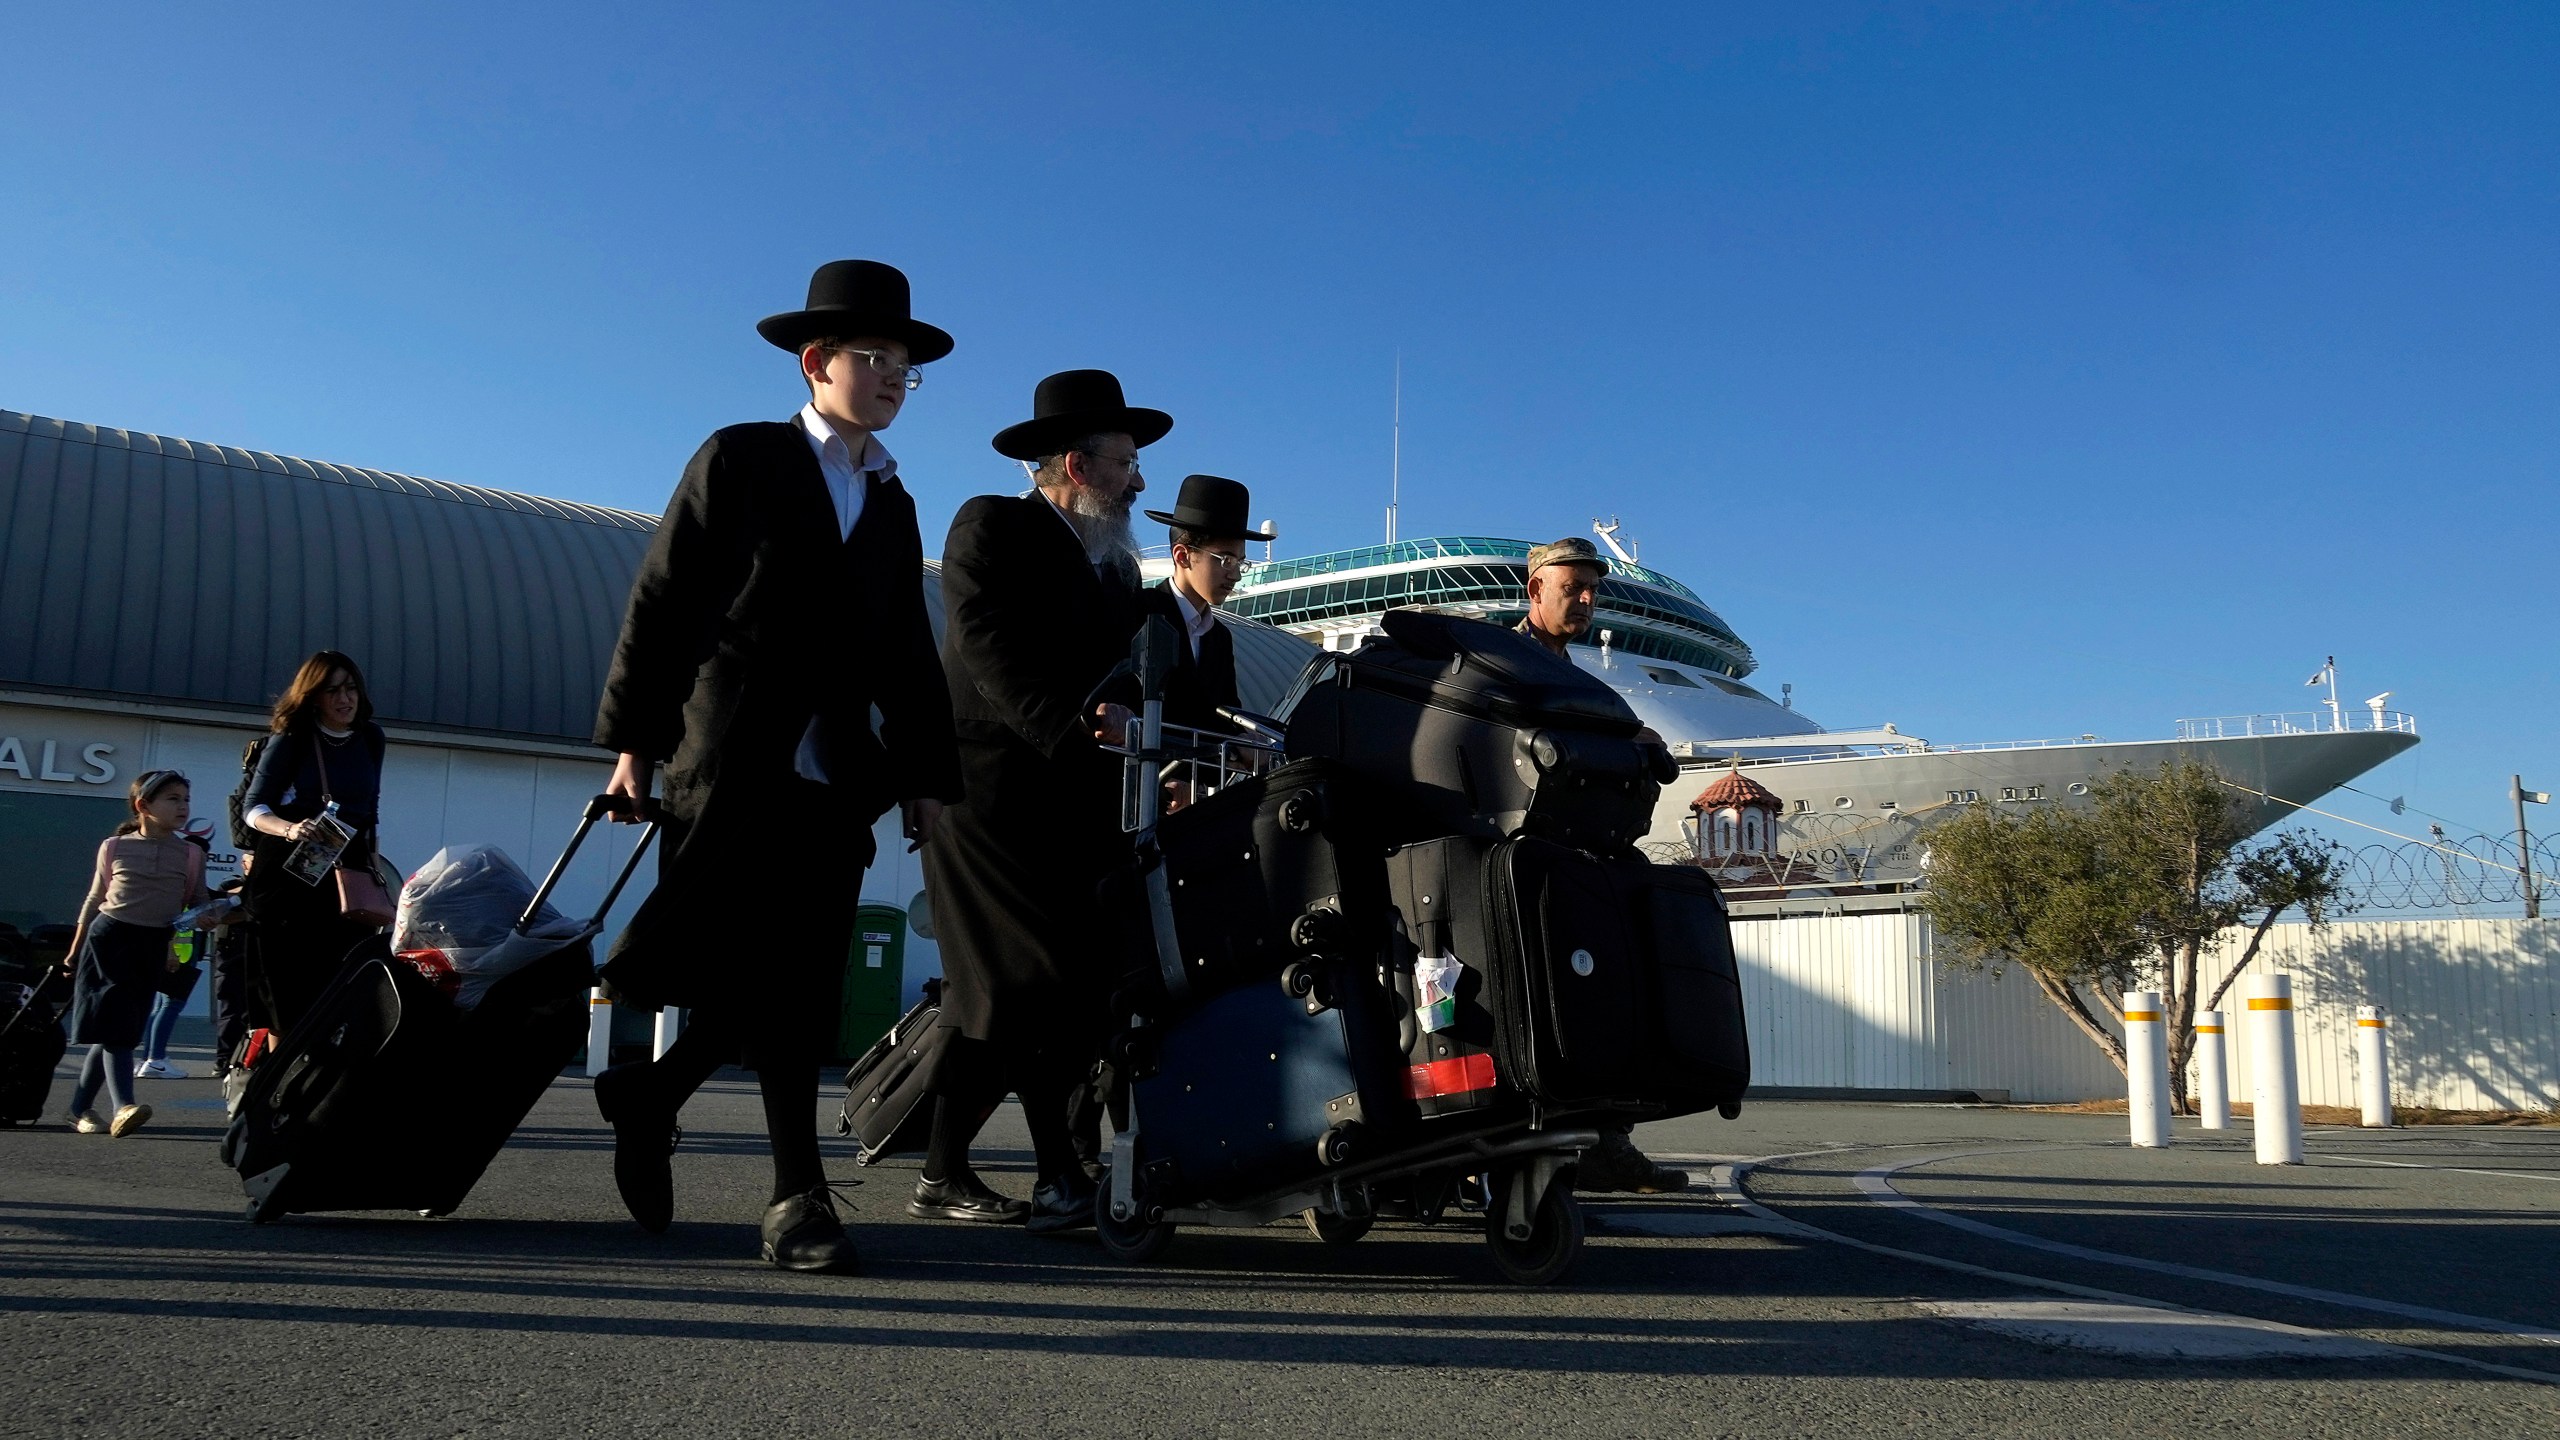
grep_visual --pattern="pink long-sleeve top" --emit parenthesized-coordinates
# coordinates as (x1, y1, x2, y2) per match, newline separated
(71, 834, 207, 946)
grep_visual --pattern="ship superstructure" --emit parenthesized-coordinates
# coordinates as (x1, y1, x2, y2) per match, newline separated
(1218, 530, 2419, 909)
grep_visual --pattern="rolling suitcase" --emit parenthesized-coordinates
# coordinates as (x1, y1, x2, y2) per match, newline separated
(0, 972, 70, 1127)
(1138, 758, 1391, 1016)
(1277, 610, 1674, 851)
(834, 978, 988, 1165)
(1389, 834, 1750, 1118)
(222, 797, 658, 1221)
(1129, 957, 1411, 1203)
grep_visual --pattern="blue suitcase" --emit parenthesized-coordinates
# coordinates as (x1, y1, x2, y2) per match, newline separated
(1130, 962, 1408, 1203)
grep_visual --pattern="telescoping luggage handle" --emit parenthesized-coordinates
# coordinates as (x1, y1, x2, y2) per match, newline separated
(520, 794, 661, 930)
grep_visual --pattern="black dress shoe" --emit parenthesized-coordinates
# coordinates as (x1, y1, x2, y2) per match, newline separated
(762, 1187, 860, 1274)
(907, 1175, 1030, 1224)
(593, 1063, 676, 1234)
(1025, 1169, 1098, 1236)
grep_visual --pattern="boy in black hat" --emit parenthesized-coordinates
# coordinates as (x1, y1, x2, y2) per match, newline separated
(590, 259, 963, 1272)
(1136, 474, 1274, 735)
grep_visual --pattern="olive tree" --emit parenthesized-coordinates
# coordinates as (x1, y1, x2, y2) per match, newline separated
(1926, 761, 2355, 1106)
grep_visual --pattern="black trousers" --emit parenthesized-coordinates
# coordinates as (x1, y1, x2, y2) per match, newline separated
(208, 925, 253, 1066)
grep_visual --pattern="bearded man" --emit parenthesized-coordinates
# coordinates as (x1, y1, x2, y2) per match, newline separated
(914, 369, 1168, 1233)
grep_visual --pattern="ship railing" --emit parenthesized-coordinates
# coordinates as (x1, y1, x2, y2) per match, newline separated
(2174, 710, 2419, 741)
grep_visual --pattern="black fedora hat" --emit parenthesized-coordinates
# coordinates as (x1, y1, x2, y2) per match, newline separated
(1144, 474, 1276, 542)
(756, 259, 954, 364)
(991, 369, 1174, 461)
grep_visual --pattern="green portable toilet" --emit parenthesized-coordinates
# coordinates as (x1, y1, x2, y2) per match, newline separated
(836, 903, 907, 1061)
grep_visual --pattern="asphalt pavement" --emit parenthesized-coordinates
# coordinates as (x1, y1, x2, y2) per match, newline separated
(5, 1021, 2557, 1437)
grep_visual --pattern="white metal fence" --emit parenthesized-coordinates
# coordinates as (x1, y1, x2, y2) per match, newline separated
(1733, 913, 2560, 1112)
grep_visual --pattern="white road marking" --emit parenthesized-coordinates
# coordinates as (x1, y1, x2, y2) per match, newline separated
(1916, 1299, 2388, 1360)
(1854, 1150, 2560, 1348)
(2315, 1152, 2560, 1185)
(1704, 1154, 2560, 1387)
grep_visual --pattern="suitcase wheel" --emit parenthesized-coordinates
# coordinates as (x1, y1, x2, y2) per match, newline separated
(1315, 1120, 1365, 1168)
(1277, 793, 1321, 834)
(1286, 909, 1343, 955)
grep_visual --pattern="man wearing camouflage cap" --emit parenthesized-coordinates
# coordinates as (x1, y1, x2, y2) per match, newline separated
(1515, 536, 1691, 1195)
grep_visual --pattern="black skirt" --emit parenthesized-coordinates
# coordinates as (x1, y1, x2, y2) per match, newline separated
(69, 915, 171, 1050)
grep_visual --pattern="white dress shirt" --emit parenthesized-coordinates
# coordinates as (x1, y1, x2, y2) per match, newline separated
(798, 403, 894, 541)
(1168, 580, 1216, 660)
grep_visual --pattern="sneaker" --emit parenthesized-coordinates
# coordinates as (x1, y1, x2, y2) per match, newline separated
(72, 1112, 106, 1134)
(136, 1058, 189, 1080)
(109, 1104, 153, 1137)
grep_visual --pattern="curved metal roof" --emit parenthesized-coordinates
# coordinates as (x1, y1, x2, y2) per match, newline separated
(0, 409, 1318, 744)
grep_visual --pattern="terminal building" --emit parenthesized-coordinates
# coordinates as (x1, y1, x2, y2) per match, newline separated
(0, 407, 1316, 1056)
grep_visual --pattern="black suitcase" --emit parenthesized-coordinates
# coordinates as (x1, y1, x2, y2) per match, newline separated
(1277, 610, 1674, 851)
(834, 979, 989, 1164)
(1128, 957, 1411, 1203)
(1137, 757, 1390, 1015)
(1383, 842, 1511, 1123)
(222, 798, 658, 1221)
(1390, 834, 1749, 1117)
(0, 973, 70, 1127)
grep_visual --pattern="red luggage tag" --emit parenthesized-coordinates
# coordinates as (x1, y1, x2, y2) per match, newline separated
(1404, 1052, 1497, 1100)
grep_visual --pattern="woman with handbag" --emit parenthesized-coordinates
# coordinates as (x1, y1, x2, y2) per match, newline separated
(241, 651, 397, 1033)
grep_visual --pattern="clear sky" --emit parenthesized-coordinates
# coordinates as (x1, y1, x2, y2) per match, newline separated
(5, 1, 2554, 859)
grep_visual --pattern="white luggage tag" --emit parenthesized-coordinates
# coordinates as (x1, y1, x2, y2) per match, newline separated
(1414, 952, 1463, 1034)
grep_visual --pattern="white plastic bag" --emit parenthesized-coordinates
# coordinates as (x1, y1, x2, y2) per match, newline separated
(392, 845, 587, 1009)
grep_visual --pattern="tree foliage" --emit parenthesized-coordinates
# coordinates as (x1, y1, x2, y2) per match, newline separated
(1923, 761, 2357, 1103)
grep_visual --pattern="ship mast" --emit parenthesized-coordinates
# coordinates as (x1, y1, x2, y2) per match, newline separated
(1387, 353, 1401, 544)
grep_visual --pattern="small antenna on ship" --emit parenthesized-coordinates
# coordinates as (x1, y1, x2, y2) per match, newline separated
(1593, 516, 1637, 563)
(1387, 352, 1401, 544)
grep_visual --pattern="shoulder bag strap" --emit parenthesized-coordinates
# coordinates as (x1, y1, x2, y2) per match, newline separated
(309, 732, 335, 806)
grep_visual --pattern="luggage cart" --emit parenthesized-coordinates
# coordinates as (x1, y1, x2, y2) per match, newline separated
(1093, 619, 1599, 1285)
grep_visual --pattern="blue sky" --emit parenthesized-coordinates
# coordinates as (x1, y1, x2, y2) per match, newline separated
(5, 1, 2554, 855)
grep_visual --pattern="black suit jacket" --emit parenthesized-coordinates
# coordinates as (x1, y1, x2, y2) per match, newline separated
(593, 419, 959, 1007)
(937, 493, 1142, 757)
(1133, 580, 1239, 732)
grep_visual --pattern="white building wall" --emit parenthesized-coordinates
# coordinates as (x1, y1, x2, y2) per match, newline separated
(2195, 918, 2559, 1113)
(1733, 911, 2560, 1111)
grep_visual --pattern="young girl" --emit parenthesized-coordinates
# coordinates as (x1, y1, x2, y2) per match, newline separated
(63, 770, 207, 1136)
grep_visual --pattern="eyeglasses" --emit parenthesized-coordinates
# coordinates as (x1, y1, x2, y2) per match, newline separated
(832, 347, 924, 390)
(1189, 549, 1246, 572)
(1077, 449, 1141, 475)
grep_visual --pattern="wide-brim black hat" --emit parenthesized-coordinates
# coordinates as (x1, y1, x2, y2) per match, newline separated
(756, 259, 954, 364)
(992, 368, 1174, 461)
(1144, 474, 1276, 542)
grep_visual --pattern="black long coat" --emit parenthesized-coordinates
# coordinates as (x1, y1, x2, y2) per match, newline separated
(593, 421, 960, 1018)
(922, 493, 1142, 1063)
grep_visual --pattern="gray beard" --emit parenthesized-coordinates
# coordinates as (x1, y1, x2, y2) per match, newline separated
(1060, 486, 1139, 570)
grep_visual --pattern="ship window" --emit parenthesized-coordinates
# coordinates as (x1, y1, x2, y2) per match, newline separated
(1879, 800, 1897, 811)
(1964, 789, 1980, 803)
(1835, 796, 1854, 810)
(1793, 799, 1810, 813)
(1640, 666, 1701, 689)
(2026, 785, 2045, 800)
(2001, 787, 2018, 801)
(2067, 782, 2089, 796)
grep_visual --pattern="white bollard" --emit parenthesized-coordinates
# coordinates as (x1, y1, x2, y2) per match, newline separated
(652, 1006, 685, 1061)
(586, 986, 614, 1077)
(2124, 990, 2171, 1147)
(2357, 1006, 2394, 1128)
(2250, 973, 2303, 1165)
(2195, 1010, 2230, 1130)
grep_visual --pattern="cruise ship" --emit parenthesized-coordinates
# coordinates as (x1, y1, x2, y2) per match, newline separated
(1202, 531, 2419, 907)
